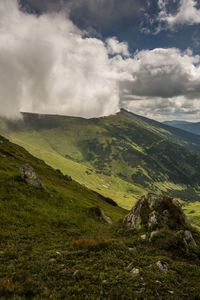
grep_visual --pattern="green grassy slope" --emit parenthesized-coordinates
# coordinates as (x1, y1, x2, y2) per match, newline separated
(1, 110, 200, 211)
(1, 135, 200, 299)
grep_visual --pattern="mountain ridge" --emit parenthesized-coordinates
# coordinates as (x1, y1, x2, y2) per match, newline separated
(1, 109, 200, 216)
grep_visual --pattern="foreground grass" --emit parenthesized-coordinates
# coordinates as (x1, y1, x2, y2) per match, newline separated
(0, 135, 200, 299)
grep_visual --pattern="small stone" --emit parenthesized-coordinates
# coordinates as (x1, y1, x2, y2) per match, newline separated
(156, 261, 169, 273)
(0, 251, 4, 255)
(168, 291, 174, 295)
(128, 247, 137, 252)
(102, 280, 107, 284)
(184, 231, 197, 249)
(130, 268, 140, 277)
(49, 258, 56, 263)
(149, 231, 160, 242)
(60, 268, 67, 274)
(56, 251, 62, 256)
(73, 270, 79, 277)
(141, 234, 146, 240)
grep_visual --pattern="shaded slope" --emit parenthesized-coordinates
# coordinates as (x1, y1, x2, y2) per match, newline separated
(120, 109, 200, 152)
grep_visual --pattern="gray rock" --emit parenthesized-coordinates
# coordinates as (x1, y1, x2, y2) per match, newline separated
(20, 164, 44, 189)
(156, 261, 169, 273)
(141, 234, 147, 240)
(184, 230, 197, 249)
(123, 196, 146, 230)
(124, 193, 190, 231)
(168, 291, 174, 295)
(149, 231, 160, 242)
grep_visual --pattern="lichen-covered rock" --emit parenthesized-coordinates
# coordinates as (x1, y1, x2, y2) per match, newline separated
(123, 196, 146, 230)
(20, 164, 44, 189)
(148, 210, 159, 230)
(124, 193, 190, 231)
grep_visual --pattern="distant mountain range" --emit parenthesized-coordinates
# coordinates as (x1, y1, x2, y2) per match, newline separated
(163, 120, 200, 136)
(1, 109, 200, 209)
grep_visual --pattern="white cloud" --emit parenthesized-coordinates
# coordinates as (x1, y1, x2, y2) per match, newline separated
(158, 0, 200, 29)
(0, 0, 200, 121)
(0, 0, 120, 118)
(124, 96, 200, 122)
(110, 48, 200, 120)
(106, 37, 130, 57)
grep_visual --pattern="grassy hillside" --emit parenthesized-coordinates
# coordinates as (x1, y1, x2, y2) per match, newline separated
(163, 120, 200, 136)
(1, 110, 200, 211)
(1, 135, 200, 299)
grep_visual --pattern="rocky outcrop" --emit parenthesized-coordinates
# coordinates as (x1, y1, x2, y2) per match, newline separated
(124, 193, 197, 254)
(124, 193, 190, 231)
(20, 164, 44, 189)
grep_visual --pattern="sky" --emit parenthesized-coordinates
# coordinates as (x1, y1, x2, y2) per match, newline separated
(1, 0, 200, 121)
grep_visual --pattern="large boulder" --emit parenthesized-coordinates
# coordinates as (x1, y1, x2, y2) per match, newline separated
(124, 193, 190, 231)
(20, 164, 44, 189)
